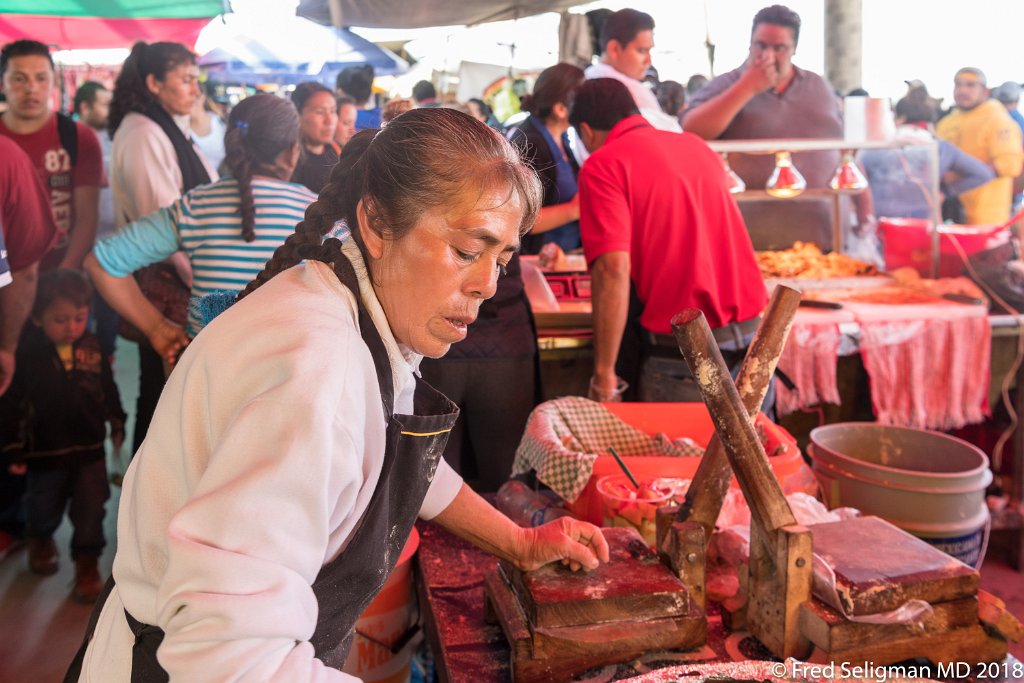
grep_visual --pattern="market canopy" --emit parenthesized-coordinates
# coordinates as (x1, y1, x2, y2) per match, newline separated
(296, 0, 583, 29)
(197, 13, 408, 86)
(0, 0, 223, 50)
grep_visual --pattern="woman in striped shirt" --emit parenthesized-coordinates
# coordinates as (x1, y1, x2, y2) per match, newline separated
(84, 93, 316, 363)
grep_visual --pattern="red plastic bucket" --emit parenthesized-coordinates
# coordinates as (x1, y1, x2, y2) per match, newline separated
(878, 217, 1009, 277)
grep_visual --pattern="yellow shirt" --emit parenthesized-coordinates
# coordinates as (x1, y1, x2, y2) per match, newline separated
(936, 99, 1024, 224)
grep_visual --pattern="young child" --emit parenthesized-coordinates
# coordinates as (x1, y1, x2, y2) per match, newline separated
(0, 269, 125, 601)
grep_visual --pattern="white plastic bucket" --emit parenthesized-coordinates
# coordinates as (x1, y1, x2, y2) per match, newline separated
(341, 528, 420, 683)
(809, 423, 991, 566)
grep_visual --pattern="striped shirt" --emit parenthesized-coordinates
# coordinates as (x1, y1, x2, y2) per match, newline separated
(93, 177, 316, 336)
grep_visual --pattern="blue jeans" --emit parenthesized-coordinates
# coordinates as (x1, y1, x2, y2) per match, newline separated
(24, 457, 109, 559)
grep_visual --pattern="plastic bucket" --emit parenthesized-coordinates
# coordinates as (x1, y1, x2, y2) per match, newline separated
(878, 217, 1009, 277)
(342, 528, 420, 683)
(809, 423, 992, 566)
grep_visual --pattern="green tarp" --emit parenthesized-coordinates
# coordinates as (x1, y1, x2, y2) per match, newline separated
(0, 0, 224, 19)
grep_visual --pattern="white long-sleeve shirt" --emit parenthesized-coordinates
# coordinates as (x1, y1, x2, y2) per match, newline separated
(79, 240, 463, 682)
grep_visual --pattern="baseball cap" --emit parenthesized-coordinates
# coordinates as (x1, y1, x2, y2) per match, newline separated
(904, 79, 926, 90)
(991, 81, 1022, 104)
(954, 67, 987, 86)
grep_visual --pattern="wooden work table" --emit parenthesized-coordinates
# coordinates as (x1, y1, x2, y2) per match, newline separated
(413, 517, 1022, 682)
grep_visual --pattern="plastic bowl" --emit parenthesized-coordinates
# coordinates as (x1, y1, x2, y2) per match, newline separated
(596, 474, 673, 547)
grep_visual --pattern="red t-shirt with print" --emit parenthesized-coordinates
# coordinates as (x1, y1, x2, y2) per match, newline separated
(0, 113, 105, 268)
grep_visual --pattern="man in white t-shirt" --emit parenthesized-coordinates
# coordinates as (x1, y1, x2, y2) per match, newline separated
(584, 9, 681, 133)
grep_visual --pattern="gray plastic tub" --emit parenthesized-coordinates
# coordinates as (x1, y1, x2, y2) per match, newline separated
(809, 423, 991, 565)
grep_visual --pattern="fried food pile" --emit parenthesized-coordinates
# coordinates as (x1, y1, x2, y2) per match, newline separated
(757, 241, 878, 279)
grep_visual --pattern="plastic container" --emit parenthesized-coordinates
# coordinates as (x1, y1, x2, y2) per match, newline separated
(496, 479, 573, 527)
(809, 423, 992, 566)
(566, 402, 809, 526)
(878, 217, 1009, 277)
(596, 475, 674, 546)
(342, 528, 420, 683)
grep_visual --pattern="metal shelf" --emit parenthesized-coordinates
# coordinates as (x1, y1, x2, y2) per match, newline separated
(707, 137, 934, 154)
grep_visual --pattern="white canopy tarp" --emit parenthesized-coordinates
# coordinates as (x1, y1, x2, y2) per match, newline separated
(296, 0, 584, 29)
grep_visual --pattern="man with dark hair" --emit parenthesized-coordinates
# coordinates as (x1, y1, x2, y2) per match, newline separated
(681, 5, 855, 251)
(0, 40, 104, 270)
(412, 80, 439, 107)
(73, 81, 111, 131)
(583, 8, 679, 132)
(936, 68, 1023, 224)
(335, 64, 380, 130)
(570, 78, 767, 404)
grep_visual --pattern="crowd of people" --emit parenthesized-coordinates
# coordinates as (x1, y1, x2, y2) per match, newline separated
(0, 4, 1020, 680)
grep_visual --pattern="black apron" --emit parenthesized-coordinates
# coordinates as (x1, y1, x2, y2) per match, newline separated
(65, 248, 459, 681)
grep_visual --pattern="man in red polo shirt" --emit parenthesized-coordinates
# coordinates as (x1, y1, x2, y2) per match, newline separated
(572, 78, 767, 404)
(0, 39, 104, 270)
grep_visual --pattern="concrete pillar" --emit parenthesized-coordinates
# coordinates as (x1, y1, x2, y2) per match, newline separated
(824, 0, 862, 95)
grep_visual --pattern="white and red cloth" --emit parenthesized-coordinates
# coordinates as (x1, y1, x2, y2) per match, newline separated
(846, 301, 990, 430)
(777, 302, 990, 430)
(776, 308, 854, 418)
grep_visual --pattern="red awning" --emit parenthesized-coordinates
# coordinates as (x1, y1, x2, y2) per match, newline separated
(0, 14, 211, 50)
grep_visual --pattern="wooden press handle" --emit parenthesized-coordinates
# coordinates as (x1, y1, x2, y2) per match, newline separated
(676, 286, 802, 540)
(671, 309, 797, 538)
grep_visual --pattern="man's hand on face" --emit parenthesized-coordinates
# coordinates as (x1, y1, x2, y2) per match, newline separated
(744, 50, 780, 94)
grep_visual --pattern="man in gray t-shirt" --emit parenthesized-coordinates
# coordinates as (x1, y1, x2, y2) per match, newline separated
(683, 5, 859, 251)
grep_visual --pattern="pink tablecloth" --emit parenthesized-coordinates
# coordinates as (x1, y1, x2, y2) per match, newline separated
(777, 303, 990, 430)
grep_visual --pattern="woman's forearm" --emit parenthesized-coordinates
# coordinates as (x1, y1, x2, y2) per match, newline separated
(83, 252, 165, 337)
(531, 198, 580, 235)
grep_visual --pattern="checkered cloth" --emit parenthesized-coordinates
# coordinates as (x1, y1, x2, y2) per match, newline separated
(512, 396, 704, 503)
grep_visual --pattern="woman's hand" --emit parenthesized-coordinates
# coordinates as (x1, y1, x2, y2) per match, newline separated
(512, 517, 610, 572)
(147, 317, 189, 364)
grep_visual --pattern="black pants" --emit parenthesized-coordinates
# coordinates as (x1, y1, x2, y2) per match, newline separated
(0, 468, 25, 538)
(418, 355, 536, 493)
(637, 338, 777, 420)
(25, 456, 109, 558)
(133, 344, 166, 454)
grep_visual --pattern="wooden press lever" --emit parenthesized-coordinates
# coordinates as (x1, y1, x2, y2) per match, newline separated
(669, 286, 814, 659)
(673, 285, 802, 541)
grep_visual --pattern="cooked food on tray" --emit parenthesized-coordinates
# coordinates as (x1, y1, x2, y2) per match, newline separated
(757, 241, 878, 279)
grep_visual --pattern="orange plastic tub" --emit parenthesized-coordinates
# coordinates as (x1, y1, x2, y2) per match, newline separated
(566, 402, 807, 526)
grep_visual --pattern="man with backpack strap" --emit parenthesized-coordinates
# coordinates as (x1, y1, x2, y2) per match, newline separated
(0, 40, 104, 271)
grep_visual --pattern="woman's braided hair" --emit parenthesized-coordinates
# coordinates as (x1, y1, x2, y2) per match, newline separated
(237, 107, 542, 301)
(223, 94, 301, 242)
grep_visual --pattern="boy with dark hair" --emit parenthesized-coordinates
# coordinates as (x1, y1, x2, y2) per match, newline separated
(583, 8, 679, 132)
(0, 40, 105, 271)
(0, 268, 124, 601)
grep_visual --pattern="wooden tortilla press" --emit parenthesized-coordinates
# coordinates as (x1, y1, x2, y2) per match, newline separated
(668, 286, 1014, 666)
(479, 288, 803, 682)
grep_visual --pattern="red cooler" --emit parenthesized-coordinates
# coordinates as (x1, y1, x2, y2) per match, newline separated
(878, 217, 1009, 277)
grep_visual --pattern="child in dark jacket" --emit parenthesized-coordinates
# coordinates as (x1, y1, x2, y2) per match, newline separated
(0, 269, 125, 602)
